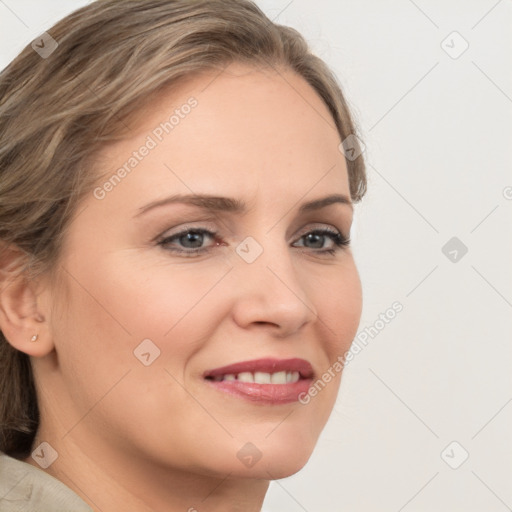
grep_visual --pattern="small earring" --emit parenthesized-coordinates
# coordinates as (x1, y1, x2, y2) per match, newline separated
(30, 334, 39, 342)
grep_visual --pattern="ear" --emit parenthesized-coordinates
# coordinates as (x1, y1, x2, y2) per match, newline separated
(0, 244, 54, 357)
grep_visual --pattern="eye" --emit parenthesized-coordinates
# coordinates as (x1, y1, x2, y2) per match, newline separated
(157, 228, 219, 257)
(292, 228, 350, 255)
(157, 226, 350, 257)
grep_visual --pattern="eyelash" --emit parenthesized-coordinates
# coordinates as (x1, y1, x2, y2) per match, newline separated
(157, 226, 350, 258)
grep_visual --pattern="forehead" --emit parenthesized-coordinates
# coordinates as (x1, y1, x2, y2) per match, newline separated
(92, 62, 349, 209)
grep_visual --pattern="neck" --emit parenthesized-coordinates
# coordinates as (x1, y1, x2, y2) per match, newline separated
(23, 428, 270, 512)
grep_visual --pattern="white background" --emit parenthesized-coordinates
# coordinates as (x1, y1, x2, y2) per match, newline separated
(1, 1, 511, 511)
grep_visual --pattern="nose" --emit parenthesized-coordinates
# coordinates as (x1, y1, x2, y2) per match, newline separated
(228, 237, 318, 337)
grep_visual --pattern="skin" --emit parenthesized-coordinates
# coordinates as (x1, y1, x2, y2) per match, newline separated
(0, 62, 362, 511)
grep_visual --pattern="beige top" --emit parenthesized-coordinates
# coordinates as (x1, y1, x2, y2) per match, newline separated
(0, 451, 93, 511)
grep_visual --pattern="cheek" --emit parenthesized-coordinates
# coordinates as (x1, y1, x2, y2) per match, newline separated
(312, 258, 363, 357)
(50, 254, 232, 445)
(104, 258, 232, 340)
(60, 252, 233, 369)
(302, 260, 361, 419)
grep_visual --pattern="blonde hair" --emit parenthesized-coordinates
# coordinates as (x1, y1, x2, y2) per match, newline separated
(0, 0, 367, 457)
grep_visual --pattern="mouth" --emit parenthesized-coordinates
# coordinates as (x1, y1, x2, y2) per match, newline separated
(202, 357, 314, 404)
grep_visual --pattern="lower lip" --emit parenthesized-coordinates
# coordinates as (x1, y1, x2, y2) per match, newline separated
(204, 378, 313, 404)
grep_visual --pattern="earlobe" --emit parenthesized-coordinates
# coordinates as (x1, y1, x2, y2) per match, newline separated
(0, 246, 54, 357)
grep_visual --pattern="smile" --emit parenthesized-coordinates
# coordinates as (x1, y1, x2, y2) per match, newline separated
(206, 371, 300, 384)
(203, 358, 314, 404)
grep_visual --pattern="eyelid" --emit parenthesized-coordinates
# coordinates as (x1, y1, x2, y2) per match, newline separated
(294, 222, 341, 235)
(157, 221, 346, 243)
(154, 221, 217, 242)
(156, 222, 350, 259)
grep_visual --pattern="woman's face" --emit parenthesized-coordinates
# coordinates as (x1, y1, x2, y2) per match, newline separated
(40, 62, 362, 480)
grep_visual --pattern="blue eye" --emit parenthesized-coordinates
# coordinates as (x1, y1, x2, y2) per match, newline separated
(158, 228, 218, 257)
(294, 229, 350, 255)
(157, 227, 350, 257)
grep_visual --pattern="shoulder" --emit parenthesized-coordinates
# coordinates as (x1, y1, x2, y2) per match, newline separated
(0, 451, 93, 512)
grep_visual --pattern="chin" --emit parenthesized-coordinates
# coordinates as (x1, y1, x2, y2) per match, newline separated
(227, 437, 316, 480)
(231, 454, 312, 481)
(261, 452, 312, 479)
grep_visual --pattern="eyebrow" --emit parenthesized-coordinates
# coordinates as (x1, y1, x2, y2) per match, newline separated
(135, 192, 353, 218)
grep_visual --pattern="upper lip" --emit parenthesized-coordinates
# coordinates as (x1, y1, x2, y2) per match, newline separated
(203, 358, 314, 380)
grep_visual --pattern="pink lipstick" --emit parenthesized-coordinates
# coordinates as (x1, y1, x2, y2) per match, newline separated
(203, 357, 314, 404)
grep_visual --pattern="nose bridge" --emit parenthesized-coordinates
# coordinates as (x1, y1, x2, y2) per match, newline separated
(229, 230, 318, 333)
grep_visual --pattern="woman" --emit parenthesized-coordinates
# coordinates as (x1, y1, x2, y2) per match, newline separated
(0, 1, 366, 510)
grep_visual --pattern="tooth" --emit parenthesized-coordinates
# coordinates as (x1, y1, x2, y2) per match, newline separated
(253, 372, 272, 384)
(237, 372, 254, 383)
(271, 371, 287, 384)
(216, 371, 300, 384)
(286, 371, 300, 383)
